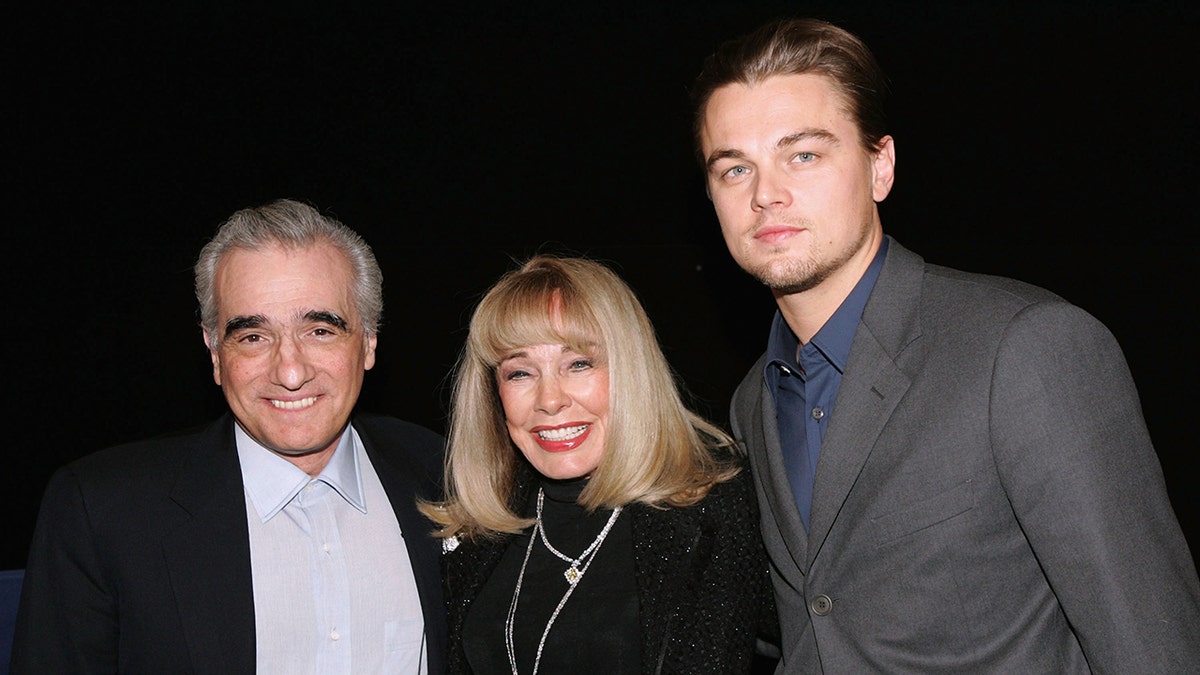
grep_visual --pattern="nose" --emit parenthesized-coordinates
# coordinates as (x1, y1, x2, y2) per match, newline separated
(535, 375, 570, 415)
(751, 167, 792, 211)
(270, 336, 316, 391)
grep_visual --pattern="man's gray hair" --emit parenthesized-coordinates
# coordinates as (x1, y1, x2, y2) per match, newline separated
(194, 199, 383, 345)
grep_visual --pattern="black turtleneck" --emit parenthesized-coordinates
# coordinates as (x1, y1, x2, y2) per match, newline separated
(462, 478, 641, 674)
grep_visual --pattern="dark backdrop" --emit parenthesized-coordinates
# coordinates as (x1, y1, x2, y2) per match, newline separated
(5, 1, 1197, 570)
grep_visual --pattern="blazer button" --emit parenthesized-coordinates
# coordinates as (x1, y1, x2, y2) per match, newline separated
(810, 594, 833, 616)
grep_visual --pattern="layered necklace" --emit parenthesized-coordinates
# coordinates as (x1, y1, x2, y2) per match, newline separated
(504, 487, 623, 675)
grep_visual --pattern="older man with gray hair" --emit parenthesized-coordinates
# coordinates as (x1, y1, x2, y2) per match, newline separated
(12, 199, 448, 674)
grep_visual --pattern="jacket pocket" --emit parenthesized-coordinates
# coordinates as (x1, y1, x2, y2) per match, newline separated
(869, 479, 976, 546)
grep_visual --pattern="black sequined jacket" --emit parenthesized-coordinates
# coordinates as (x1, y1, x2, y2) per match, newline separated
(442, 462, 774, 674)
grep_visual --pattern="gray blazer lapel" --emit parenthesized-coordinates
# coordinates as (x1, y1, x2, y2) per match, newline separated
(807, 238, 923, 564)
(806, 325, 911, 562)
(755, 378, 812, 571)
(161, 417, 257, 672)
(734, 361, 809, 580)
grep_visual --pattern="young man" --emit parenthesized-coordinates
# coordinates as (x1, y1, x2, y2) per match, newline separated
(12, 199, 447, 673)
(694, 18, 1200, 672)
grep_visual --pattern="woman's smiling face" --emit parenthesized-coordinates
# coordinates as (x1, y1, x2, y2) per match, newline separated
(496, 342, 609, 480)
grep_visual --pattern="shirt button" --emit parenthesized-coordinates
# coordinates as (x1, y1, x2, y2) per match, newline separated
(323, 543, 331, 554)
(811, 594, 833, 616)
(330, 629, 340, 641)
(811, 407, 825, 420)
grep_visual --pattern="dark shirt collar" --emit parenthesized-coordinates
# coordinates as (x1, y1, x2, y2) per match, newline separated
(765, 237, 890, 372)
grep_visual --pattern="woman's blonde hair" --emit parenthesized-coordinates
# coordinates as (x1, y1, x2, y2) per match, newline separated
(422, 256, 738, 539)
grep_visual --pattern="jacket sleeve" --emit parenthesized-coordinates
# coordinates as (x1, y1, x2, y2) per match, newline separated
(990, 300, 1200, 671)
(10, 466, 119, 673)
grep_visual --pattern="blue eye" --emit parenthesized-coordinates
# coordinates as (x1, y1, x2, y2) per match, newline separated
(794, 152, 817, 163)
(725, 165, 750, 178)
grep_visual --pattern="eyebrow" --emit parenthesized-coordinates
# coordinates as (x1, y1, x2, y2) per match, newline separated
(304, 310, 348, 330)
(222, 310, 349, 339)
(224, 314, 267, 337)
(705, 128, 841, 173)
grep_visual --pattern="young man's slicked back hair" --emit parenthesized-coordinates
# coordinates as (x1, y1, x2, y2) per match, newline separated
(691, 17, 890, 164)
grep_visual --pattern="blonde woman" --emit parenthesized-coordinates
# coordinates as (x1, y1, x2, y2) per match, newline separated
(423, 256, 773, 674)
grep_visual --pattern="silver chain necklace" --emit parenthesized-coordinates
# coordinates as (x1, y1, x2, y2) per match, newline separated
(504, 487, 623, 675)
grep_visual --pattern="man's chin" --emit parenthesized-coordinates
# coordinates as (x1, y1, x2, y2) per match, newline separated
(254, 429, 340, 458)
(754, 263, 827, 296)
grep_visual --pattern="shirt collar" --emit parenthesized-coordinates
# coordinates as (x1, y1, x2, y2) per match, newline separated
(235, 423, 367, 522)
(765, 310, 802, 370)
(764, 237, 890, 373)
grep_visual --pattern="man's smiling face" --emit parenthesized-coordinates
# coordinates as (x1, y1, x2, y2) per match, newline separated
(205, 242, 376, 472)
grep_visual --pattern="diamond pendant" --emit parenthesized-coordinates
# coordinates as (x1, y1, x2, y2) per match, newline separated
(564, 565, 581, 585)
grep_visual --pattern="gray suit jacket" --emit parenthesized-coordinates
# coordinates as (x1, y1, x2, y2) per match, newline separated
(732, 237, 1200, 673)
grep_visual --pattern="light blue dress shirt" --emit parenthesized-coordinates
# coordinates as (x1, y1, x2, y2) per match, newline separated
(236, 423, 426, 674)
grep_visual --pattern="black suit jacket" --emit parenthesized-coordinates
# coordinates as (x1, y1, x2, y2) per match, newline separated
(11, 413, 448, 674)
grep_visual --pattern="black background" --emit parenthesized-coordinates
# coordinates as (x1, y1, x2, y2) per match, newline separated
(5, 1, 1198, 570)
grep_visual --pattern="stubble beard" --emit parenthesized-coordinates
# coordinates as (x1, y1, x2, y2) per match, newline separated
(742, 218, 874, 296)
(752, 254, 835, 295)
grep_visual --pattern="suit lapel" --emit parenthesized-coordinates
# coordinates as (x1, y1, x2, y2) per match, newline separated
(754, 377, 812, 571)
(806, 238, 924, 564)
(161, 416, 257, 672)
(356, 416, 448, 675)
(359, 425, 441, 605)
(806, 326, 911, 562)
(734, 362, 810, 581)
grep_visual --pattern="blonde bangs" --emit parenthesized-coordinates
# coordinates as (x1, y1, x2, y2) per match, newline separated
(468, 272, 605, 367)
(424, 254, 740, 539)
